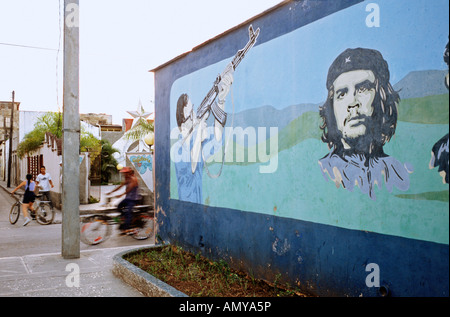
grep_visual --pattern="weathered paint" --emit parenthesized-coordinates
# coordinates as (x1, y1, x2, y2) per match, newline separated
(153, 0, 449, 296)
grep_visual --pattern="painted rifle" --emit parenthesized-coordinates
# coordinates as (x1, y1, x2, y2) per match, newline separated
(187, 25, 260, 175)
(195, 24, 260, 126)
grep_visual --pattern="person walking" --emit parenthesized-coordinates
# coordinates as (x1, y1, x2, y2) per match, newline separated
(35, 166, 54, 208)
(11, 174, 37, 226)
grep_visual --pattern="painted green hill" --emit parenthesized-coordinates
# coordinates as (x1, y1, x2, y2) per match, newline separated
(398, 93, 449, 124)
(201, 93, 449, 166)
(276, 111, 322, 152)
(207, 111, 321, 165)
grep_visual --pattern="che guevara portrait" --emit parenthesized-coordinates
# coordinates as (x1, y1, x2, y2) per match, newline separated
(318, 48, 413, 200)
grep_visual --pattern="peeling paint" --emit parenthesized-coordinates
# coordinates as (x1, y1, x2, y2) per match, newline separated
(272, 237, 290, 256)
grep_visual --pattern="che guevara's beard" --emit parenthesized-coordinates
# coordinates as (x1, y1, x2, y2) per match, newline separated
(339, 117, 384, 157)
(342, 135, 374, 154)
(343, 113, 368, 128)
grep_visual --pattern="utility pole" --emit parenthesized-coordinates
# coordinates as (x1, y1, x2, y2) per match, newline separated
(7, 91, 15, 188)
(62, 0, 80, 259)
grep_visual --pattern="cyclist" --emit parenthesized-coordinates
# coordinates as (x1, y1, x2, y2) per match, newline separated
(107, 167, 140, 233)
(10, 174, 36, 226)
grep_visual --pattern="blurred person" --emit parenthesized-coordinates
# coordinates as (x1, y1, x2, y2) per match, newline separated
(107, 167, 139, 233)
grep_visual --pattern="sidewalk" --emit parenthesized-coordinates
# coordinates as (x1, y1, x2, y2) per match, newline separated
(0, 247, 146, 297)
(0, 181, 149, 297)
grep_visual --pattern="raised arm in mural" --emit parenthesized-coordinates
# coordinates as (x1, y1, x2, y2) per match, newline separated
(187, 25, 260, 174)
(173, 25, 260, 204)
(318, 47, 413, 200)
(190, 66, 234, 174)
(195, 25, 260, 126)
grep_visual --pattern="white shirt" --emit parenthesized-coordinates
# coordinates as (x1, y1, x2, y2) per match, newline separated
(36, 173, 52, 191)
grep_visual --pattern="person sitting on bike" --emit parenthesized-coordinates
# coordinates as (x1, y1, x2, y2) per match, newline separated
(107, 167, 140, 233)
(11, 174, 36, 226)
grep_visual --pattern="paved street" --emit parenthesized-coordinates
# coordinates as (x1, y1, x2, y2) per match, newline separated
(0, 183, 154, 296)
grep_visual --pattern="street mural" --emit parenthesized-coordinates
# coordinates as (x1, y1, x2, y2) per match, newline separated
(171, 26, 260, 204)
(169, 0, 449, 245)
(128, 153, 153, 192)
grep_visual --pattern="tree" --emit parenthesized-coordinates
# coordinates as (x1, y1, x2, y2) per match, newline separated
(100, 139, 119, 183)
(17, 112, 62, 158)
(124, 117, 154, 142)
(17, 111, 101, 158)
(79, 126, 101, 163)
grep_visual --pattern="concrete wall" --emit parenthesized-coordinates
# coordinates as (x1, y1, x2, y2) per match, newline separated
(1, 101, 20, 184)
(153, 0, 449, 296)
(79, 152, 90, 204)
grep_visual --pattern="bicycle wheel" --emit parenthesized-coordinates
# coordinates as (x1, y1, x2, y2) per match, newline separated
(35, 203, 55, 225)
(132, 212, 154, 240)
(80, 215, 111, 245)
(9, 202, 21, 224)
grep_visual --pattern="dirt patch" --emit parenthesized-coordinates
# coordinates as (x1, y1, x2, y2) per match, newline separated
(124, 245, 311, 297)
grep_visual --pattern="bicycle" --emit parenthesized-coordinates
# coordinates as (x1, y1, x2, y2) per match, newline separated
(9, 192, 55, 225)
(80, 202, 154, 245)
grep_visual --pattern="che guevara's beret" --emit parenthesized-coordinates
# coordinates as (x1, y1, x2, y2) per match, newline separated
(326, 48, 391, 89)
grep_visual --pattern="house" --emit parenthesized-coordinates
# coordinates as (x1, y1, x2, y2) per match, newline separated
(3, 102, 154, 206)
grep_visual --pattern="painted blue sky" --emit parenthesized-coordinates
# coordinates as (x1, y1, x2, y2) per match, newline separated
(171, 0, 449, 128)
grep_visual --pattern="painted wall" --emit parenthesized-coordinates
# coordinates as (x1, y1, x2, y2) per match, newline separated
(154, 0, 449, 296)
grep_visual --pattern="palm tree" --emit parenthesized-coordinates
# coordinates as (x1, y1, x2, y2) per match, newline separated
(124, 118, 154, 142)
(100, 139, 119, 183)
(18, 111, 101, 159)
(123, 102, 155, 150)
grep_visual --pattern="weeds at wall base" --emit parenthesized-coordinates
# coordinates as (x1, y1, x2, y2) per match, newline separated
(123, 245, 310, 297)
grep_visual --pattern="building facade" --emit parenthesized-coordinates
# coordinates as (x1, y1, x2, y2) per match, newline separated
(152, 0, 449, 296)
(0, 101, 20, 185)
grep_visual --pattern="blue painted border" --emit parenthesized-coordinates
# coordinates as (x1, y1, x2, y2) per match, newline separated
(159, 200, 449, 297)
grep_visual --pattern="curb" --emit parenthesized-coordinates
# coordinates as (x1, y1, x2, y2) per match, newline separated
(112, 245, 188, 298)
(0, 184, 12, 195)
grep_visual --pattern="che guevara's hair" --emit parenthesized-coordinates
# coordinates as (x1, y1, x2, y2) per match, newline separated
(319, 48, 400, 154)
